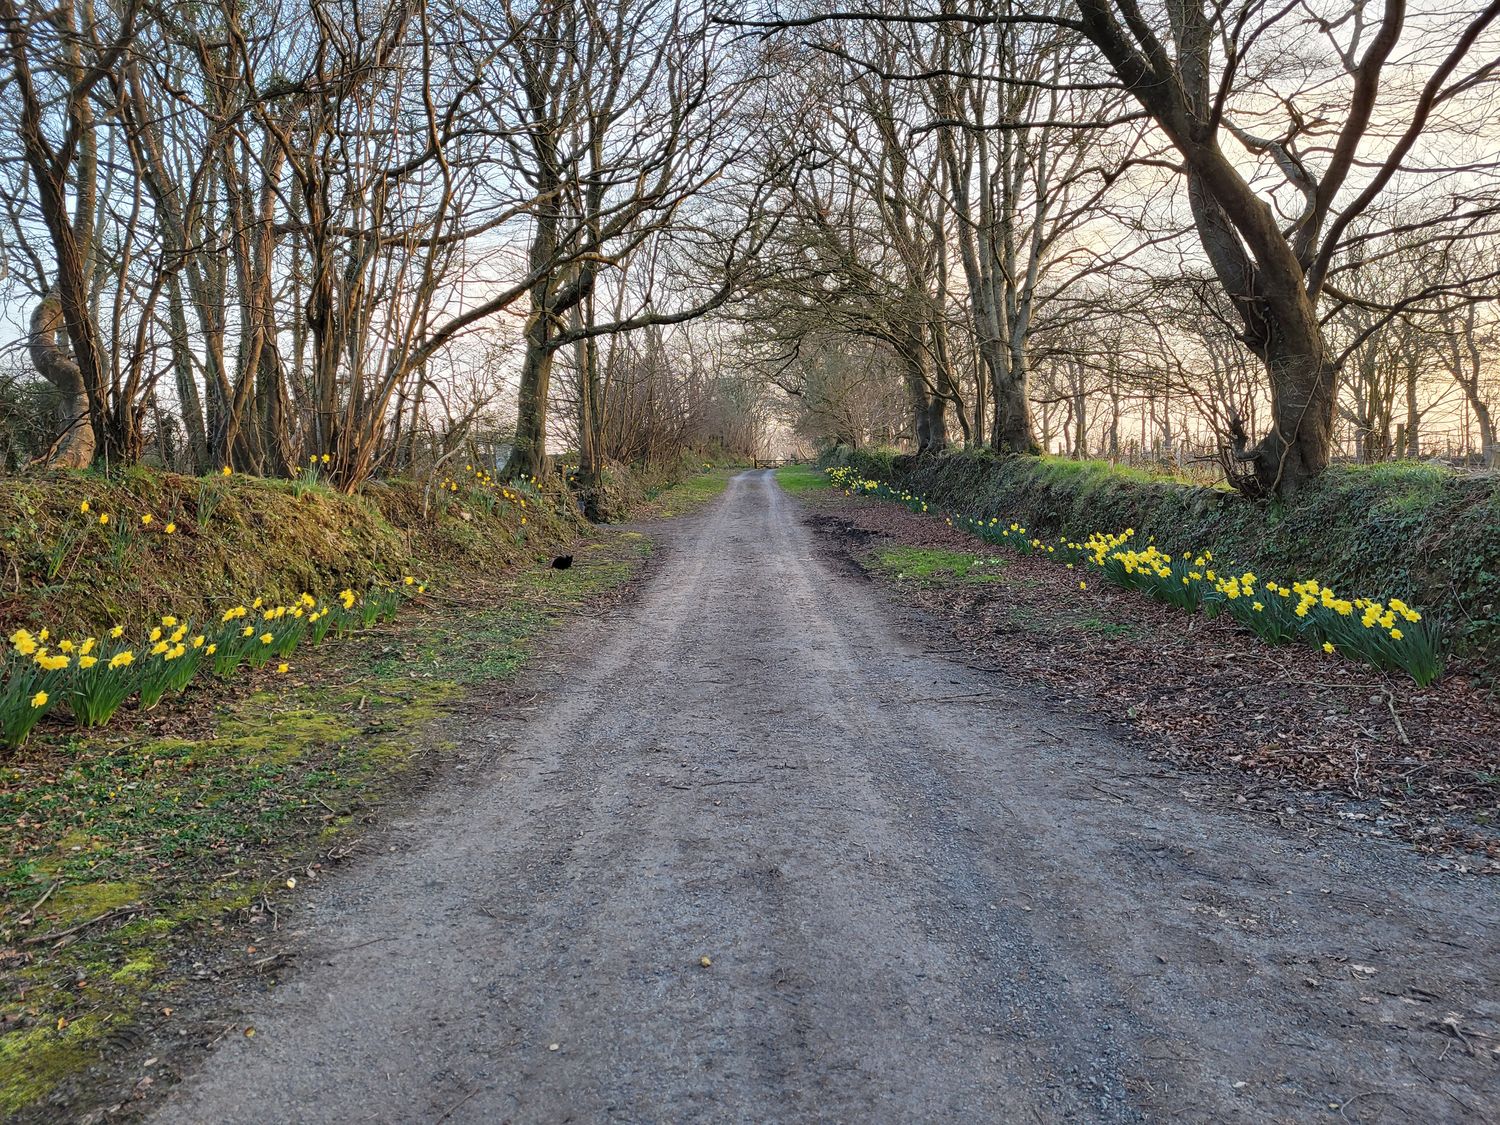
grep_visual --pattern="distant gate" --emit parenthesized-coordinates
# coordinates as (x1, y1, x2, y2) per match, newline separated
(751, 458, 796, 469)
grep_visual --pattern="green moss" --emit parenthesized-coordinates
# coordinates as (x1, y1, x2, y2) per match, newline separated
(109, 954, 156, 983)
(45, 881, 147, 927)
(0, 1013, 110, 1116)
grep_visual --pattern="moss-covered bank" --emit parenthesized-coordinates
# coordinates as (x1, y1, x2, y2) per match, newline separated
(831, 447, 1500, 672)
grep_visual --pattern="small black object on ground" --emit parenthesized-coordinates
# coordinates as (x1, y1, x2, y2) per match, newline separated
(551, 555, 574, 570)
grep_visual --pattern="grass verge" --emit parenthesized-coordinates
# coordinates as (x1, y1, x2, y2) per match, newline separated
(772, 464, 825, 495)
(870, 546, 1008, 586)
(639, 465, 741, 518)
(0, 531, 650, 1119)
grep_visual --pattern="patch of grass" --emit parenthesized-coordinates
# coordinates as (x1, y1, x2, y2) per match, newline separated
(0, 531, 650, 1119)
(870, 546, 1007, 586)
(774, 464, 825, 495)
(1070, 615, 1141, 639)
(646, 466, 739, 518)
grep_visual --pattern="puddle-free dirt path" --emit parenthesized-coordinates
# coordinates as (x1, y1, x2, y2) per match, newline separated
(151, 470, 1498, 1123)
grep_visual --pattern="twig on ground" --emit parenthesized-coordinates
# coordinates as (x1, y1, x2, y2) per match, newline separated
(21, 903, 141, 947)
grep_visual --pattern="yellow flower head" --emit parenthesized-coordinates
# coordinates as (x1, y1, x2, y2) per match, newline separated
(35, 651, 70, 671)
(78, 654, 98, 670)
(260, 633, 274, 645)
(10, 629, 37, 656)
(110, 625, 124, 639)
(30, 690, 48, 708)
(165, 522, 177, 534)
(205, 644, 217, 656)
(222, 465, 232, 476)
(109, 650, 134, 669)
(162, 615, 178, 627)
(80, 500, 90, 514)
(277, 662, 289, 674)
(141, 514, 153, 525)
(99, 513, 109, 525)
(1322, 642, 1335, 654)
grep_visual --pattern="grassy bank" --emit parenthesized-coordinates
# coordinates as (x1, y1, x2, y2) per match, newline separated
(1, 467, 582, 641)
(828, 449, 1500, 674)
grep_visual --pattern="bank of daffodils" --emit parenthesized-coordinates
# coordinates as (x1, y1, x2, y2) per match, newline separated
(1, 579, 425, 750)
(826, 465, 1443, 685)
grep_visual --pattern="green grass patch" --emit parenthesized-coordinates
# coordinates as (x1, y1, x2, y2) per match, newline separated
(1069, 614, 1141, 639)
(870, 546, 1008, 586)
(645, 466, 739, 517)
(0, 530, 650, 1119)
(774, 464, 825, 495)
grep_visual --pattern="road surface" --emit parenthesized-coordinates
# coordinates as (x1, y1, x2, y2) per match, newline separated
(151, 470, 1499, 1123)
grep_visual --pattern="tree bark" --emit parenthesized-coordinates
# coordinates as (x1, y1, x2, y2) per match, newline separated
(27, 294, 96, 467)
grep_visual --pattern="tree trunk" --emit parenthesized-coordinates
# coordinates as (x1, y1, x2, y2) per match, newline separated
(1237, 335, 1339, 496)
(505, 303, 555, 481)
(27, 294, 97, 468)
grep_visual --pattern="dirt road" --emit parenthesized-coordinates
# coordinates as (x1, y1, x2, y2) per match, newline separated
(151, 470, 1498, 1124)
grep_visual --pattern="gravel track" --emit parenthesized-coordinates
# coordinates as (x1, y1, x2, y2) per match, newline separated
(149, 470, 1499, 1124)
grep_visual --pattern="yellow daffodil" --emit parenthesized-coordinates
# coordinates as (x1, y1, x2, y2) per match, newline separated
(30, 690, 48, 708)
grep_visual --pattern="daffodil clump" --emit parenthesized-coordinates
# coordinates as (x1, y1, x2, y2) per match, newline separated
(436, 464, 537, 527)
(0, 578, 429, 750)
(826, 467, 1445, 686)
(826, 466, 930, 514)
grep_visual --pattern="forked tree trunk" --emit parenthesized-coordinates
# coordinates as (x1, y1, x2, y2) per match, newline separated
(1238, 335, 1339, 496)
(28, 294, 96, 468)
